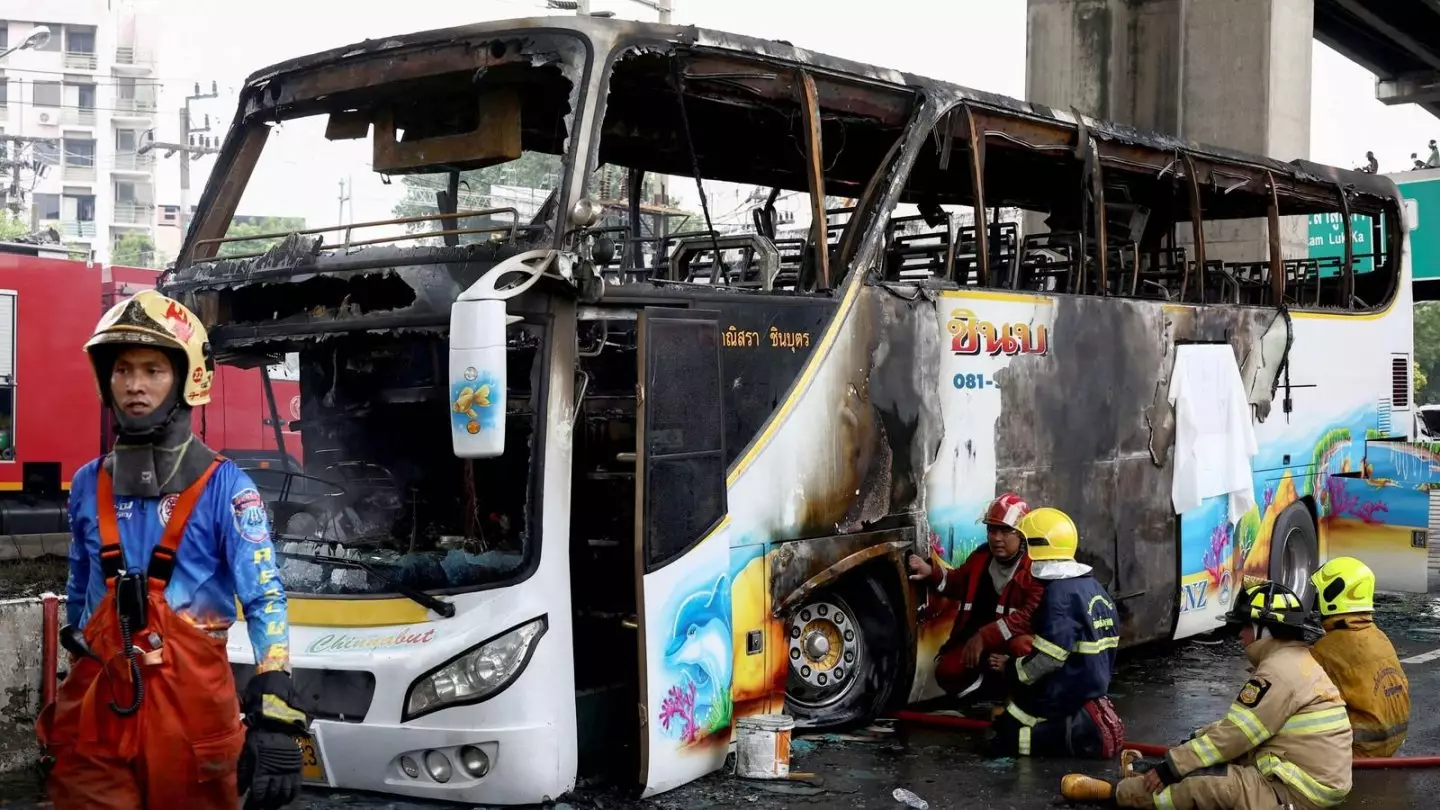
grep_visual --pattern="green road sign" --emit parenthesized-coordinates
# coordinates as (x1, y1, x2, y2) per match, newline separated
(1393, 171, 1440, 283)
(1306, 210, 1377, 275)
(1308, 169, 1440, 283)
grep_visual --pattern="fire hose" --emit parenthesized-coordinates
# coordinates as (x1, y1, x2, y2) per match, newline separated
(891, 710, 1440, 769)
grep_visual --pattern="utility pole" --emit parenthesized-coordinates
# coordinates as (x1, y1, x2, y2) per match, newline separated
(142, 82, 221, 257)
(140, 126, 220, 238)
(337, 177, 351, 230)
(0, 135, 57, 221)
(177, 81, 219, 242)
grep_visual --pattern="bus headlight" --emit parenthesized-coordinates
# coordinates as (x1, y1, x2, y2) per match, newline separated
(403, 616, 548, 721)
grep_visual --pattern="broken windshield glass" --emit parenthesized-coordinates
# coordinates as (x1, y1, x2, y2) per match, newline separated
(200, 54, 576, 264)
(222, 319, 543, 598)
(258, 324, 542, 597)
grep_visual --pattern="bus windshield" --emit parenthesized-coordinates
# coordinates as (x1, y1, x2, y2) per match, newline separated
(211, 56, 576, 261)
(228, 323, 545, 598)
(180, 33, 583, 597)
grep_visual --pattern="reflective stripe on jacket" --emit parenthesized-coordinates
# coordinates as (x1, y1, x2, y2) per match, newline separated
(1312, 613, 1410, 757)
(1009, 574, 1120, 721)
(1167, 639, 1352, 808)
(66, 456, 290, 673)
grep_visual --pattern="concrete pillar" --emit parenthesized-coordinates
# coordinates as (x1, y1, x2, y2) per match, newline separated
(1026, 0, 1186, 135)
(1026, 0, 1314, 260)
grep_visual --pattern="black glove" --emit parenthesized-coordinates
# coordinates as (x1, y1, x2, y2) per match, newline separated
(237, 671, 309, 810)
(1154, 754, 1182, 786)
(1129, 754, 1181, 786)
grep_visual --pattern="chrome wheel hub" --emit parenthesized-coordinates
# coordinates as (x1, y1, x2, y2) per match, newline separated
(788, 601, 859, 690)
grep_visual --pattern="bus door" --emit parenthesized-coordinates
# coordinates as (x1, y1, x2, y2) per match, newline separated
(633, 306, 733, 797)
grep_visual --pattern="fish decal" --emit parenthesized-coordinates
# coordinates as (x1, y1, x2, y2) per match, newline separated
(662, 574, 733, 740)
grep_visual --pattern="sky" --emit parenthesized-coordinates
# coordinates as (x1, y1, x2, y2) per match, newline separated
(142, 0, 1440, 232)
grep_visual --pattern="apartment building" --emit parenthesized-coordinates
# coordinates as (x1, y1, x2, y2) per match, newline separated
(0, 1, 159, 263)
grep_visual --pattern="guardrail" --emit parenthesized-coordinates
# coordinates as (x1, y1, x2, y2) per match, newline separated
(61, 164, 96, 182)
(111, 152, 155, 172)
(58, 220, 97, 240)
(113, 46, 154, 67)
(61, 107, 96, 127)
(110, 98, 156, 117)
(112, 202, 154, 225)
(63, 51, 97, 71)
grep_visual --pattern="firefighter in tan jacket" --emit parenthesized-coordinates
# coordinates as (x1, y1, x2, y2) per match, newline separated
(1061, 580, 1352, 809)
(1310, 556, 1410, 757)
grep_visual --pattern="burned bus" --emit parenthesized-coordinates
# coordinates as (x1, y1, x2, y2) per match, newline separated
(160, 15, 1426, 805)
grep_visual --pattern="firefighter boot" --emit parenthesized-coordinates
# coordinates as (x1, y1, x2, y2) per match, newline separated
(1120, 749, 1142, 777)
(1060, 773, 1116, 803)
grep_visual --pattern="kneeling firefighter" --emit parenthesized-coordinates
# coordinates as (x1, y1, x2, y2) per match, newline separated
(1062, 581, 1352, 810)
(1310, 556, 1410, 757)
(908, 493, 1044, 704)
(987, 507, 1125, 759)
(36, 290, 308, 809)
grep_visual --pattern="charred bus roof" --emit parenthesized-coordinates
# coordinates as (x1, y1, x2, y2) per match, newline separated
(166, 15, 1401, 343)
(209, 14, 1398, 206)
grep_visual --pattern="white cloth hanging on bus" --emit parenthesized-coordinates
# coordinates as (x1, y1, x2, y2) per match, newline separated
(1169, 343, 1259, 523)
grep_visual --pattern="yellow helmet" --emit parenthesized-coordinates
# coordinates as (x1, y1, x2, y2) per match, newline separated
(1018, 507, 1078, 561)
(1224, 580, 1321, 635)
(85, 289, 214, 407)
(1310, 556, 1375, 617)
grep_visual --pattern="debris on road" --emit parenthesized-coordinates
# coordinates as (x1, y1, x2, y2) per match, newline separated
(893, 786, 929, 809)
(789, 739, 818, 755)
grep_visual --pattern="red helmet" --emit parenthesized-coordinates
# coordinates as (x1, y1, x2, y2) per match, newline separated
(978, 493, 1029, 531)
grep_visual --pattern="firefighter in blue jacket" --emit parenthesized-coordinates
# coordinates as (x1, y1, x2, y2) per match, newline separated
(36, 289, 307, 810)
(987, 507, 1125, 759)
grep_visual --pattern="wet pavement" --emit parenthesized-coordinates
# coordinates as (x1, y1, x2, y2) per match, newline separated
(6, 592, 1440, 808)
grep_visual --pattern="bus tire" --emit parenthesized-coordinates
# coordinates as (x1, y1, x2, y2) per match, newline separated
(783, 570, 903, 728)
(1269, 502, 1319, 605)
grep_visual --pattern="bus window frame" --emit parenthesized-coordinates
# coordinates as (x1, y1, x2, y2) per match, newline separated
(583, 37, 922, 295)
(887, 94, 1404, 315)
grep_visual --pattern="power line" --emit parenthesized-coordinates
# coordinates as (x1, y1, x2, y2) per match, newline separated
(0, 72, 168, 89)
(0, 98, 176, 116)
(0, 63, 234, 87)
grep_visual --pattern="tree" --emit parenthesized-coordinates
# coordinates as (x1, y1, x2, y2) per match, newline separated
(218, 217, 307, 258)
(1415, 302, 1440, 404)
(392, 152, 564, 230)
(111, 233, 167, 268)
(0, 211, 28, 241)
(390, 154, 642, 234)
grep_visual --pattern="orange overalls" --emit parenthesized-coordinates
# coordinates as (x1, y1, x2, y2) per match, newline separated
(37, 459, 247, 809)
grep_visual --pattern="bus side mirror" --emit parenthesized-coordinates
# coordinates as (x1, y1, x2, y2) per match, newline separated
(449, 251, 556, 458)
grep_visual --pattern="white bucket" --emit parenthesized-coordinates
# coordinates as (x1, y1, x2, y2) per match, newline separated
(734, 713, 796, 780)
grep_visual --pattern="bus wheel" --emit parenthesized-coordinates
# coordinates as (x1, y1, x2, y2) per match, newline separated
(1269, 503, 1319, 604)
(784, 573, 902, 727)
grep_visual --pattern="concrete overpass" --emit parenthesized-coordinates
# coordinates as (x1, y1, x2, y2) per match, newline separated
(1028, 0, 1440, 160)
(1314, 0, 1440, 120)
(1026, 0, 1440, 259)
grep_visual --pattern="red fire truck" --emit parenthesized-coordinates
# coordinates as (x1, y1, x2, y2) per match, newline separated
(0, 241, 302, 536)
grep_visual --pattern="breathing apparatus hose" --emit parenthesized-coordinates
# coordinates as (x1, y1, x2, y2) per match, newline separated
(108, 615, 144, 717)
(891, 710, 1440, 769)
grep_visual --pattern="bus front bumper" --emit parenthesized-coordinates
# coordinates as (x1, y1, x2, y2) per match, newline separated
(308, 718, 563, 805)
